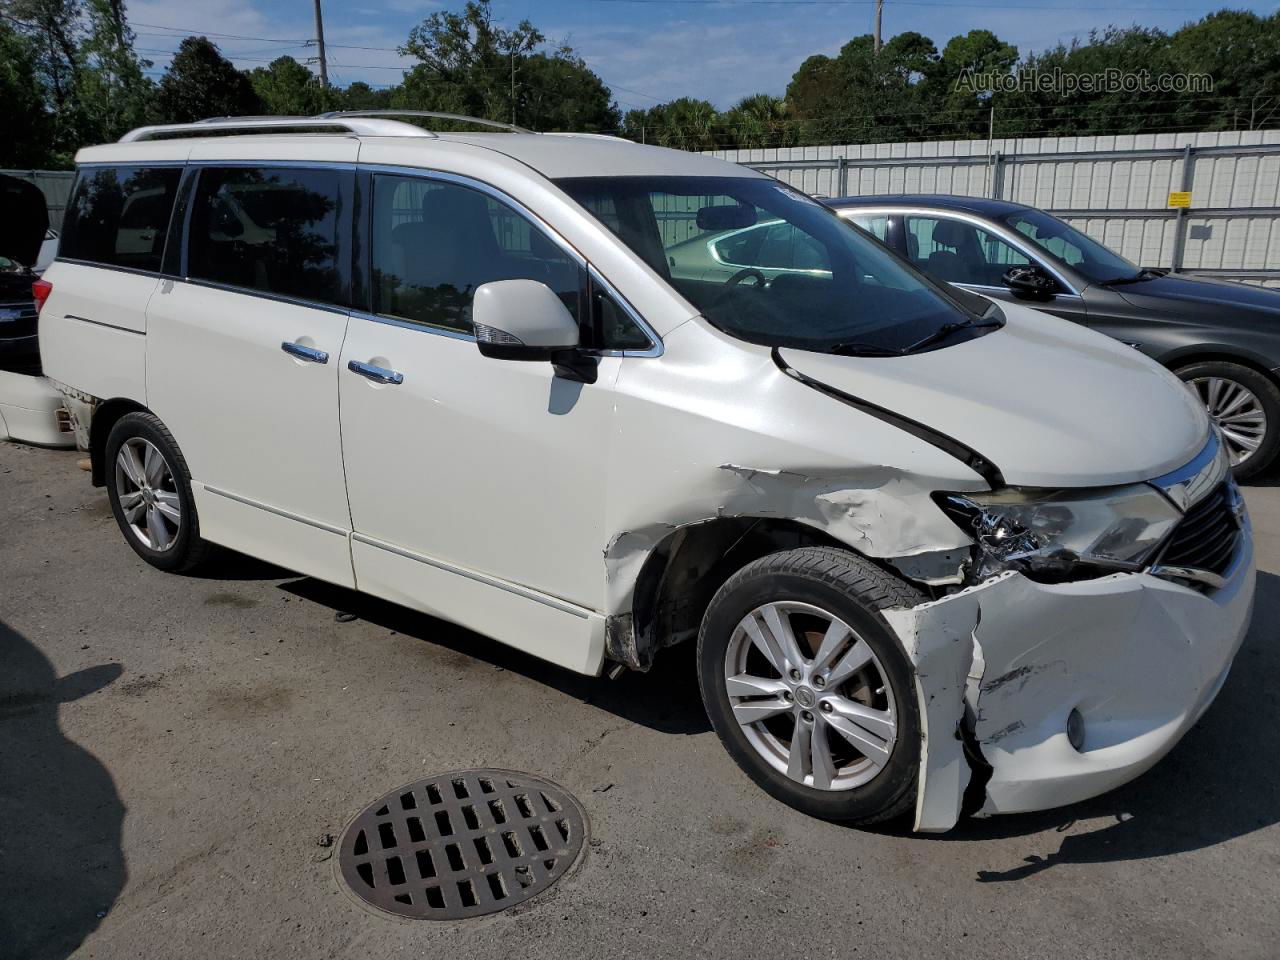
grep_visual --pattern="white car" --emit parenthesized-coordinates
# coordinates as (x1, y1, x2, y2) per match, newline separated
(38, 113, 1255, 832)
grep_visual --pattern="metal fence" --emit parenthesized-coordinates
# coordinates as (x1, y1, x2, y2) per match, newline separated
(711, 130, 1280, 285)
(1, 169, 75, 230)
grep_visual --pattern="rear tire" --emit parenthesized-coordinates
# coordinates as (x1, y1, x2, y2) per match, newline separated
(104, 412, 211, 573)
(697, 547, 925, 826)
(1176, 360, 1280, 482)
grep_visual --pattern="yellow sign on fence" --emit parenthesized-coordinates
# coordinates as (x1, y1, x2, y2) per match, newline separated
(1168, 191, 1192, 208)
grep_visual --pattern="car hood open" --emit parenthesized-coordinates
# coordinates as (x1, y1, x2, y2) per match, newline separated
(778, 302, 1209, 488)
(0, 173, 49, 269)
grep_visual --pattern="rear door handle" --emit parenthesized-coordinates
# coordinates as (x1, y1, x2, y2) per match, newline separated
(281, 341, 329, 364)
(347, 359, 404, 385)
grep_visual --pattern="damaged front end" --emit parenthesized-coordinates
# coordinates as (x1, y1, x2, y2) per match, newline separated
(884, 437, 1254, 831)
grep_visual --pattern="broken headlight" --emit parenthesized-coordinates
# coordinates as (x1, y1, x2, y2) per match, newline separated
(935, 485, 1181, 581)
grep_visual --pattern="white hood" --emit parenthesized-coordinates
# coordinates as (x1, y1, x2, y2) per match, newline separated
(779, 302, 1209, 488)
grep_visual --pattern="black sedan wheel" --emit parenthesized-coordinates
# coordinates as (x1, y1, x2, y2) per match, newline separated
(1177, 361, 1280, 481)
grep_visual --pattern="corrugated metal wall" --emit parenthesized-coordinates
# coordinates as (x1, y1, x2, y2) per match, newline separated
(1, 169, 76, 230)
(711, 130, 1280, 284)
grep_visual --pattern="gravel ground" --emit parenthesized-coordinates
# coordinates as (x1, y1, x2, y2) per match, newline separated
(2, 441, 1278, 960)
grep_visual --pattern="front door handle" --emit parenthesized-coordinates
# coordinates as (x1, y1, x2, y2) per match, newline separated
(281, 341, 329, 364)
(347, 359, 404, 385)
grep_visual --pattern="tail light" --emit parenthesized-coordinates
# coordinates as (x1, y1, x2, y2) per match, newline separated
(32, 278, 53, 315)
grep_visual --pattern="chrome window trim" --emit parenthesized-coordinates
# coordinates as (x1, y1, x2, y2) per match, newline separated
(184, 159, 356, 171)
(173, 276, 351, 316)
(54, 256, 165, 279)
(351, 310, 476, 342)
(351, 532, 594, 620)
(74, 161, 187, 168)
(835, 205, 1081, 297)
(359, 163, 664, 357)
(587, 265, 663, 358)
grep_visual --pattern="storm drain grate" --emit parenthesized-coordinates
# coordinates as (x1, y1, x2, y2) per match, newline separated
(337, 769, 587, 920)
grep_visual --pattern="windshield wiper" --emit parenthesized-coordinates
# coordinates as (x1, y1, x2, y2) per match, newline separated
(825, 342, 907, 357)
(1101, 267, 1166, 286)
(900, 317, 1003, 354)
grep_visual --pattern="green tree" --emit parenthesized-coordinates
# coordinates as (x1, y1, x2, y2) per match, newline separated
(514, 47, 618, 132)
(926, 29, 1018, 138)
(786, 32, 942, 143)
(0, 21, 52, 166)
(395, 0, 616, 130)
(340, 81, 395, 111)
(718, 94, 796, 149)
(151, 36, 261, 124)
(621, 98, 719, 150)
(1170, 11, 1280, 130)
(4, 0, 83, 161)
(75, 0, 151, 145)
(249, 55, 336, 116)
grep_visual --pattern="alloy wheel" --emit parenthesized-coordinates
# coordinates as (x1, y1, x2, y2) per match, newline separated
(724, 601, 897, 791)
(114, 437, 181, 551)
(1187, 376, 1268, 467)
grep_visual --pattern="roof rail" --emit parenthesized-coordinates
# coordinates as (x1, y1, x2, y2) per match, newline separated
(315, 110, 534, 134)
(119, 115, 437, 143)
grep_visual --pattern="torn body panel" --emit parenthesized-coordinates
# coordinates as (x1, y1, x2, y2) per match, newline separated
(884, 522, 1254, 832)
(601, 319, 991, 669)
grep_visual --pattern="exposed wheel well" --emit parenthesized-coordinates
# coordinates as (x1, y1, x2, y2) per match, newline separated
(89, 398, 148, 487)
(611, 517, 868, 671)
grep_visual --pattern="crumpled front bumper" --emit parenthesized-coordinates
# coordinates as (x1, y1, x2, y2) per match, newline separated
(884, 519, 1256, 833)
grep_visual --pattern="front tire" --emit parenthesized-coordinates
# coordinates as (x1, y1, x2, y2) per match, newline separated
(698, 547, 924, 826)
(104, 412, 210, 572)
(1176, 360, 1280, 481)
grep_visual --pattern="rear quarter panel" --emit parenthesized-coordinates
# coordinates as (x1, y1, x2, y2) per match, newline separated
(38, 262, 152, 404)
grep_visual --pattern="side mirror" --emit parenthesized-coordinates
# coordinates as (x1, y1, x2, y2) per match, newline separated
(474, 279, 580, 360)
(1002, 264, 1058, 300)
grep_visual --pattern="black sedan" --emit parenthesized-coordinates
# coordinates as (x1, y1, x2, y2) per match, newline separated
(829, 194, 1280, 480)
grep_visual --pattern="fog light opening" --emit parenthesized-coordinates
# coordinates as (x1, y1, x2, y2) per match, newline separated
(1067, 708, 1086, 752)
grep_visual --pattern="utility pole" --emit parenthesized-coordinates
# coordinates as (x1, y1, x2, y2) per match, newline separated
(873, 0, 883, 54)
(511, 50, 516, 126)
(312, 0, 329, 88)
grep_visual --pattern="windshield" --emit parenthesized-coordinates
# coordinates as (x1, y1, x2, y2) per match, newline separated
(1002, 209, 1137, 285)
(556, 176, 996, 355)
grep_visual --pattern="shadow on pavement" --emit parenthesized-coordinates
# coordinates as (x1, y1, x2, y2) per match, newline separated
(948, 570, 1280, 881)
(0, 621, 126, 958)
(280, 578, 711, 737)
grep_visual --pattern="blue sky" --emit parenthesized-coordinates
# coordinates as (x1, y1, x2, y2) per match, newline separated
(127, 0, 1280, 110)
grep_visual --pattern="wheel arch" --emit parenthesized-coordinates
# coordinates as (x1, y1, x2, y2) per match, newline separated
(89, 398, 150, 487)
(609, 516, 885, 671)
(1159, 345, 1280, 386)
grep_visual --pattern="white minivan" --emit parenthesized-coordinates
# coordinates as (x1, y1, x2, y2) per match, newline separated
(38, 114, 1255, 832)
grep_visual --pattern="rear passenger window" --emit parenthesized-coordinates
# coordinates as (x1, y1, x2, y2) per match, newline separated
(187, 167, 347, 307)
(371, 174, 582, 335)
(61, 166, 181, 272)
(848, 215, 889, 243)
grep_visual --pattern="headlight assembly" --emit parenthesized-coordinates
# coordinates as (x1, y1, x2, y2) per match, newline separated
(935, 484, 1182, 581)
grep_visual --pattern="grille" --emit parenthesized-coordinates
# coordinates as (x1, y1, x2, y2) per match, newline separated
(1159, 481, 1241, 576)
(338, 769, 586, 920)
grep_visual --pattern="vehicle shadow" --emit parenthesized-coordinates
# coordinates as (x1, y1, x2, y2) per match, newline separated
(939, 570, 1280, 881)
(0, 621, 126, 958)
(279, 578, 711, 736)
